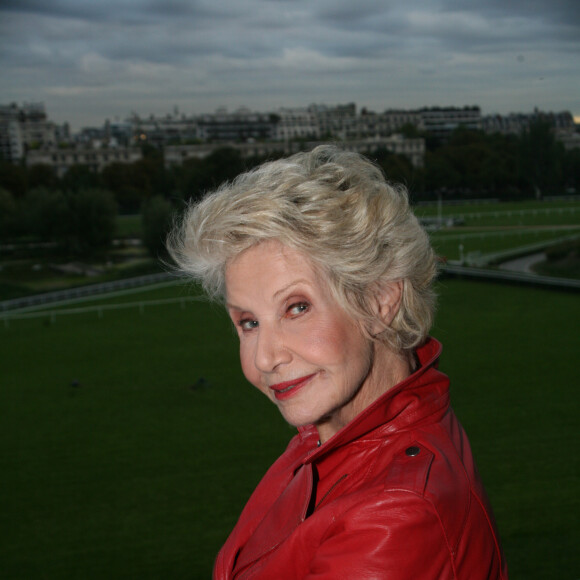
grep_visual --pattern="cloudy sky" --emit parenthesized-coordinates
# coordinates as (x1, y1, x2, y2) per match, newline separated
(1, 0, 579, 131)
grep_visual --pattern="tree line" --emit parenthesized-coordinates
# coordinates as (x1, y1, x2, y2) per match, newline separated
(1, 120, 578, 258)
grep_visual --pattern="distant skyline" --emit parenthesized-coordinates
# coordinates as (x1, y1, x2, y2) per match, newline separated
(1, 0, 579, 131)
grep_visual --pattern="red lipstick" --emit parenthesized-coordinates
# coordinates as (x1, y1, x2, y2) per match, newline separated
(269, 373, 316, 401)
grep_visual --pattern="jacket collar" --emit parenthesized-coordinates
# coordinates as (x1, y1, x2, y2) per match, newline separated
(297, 337, 449, 464)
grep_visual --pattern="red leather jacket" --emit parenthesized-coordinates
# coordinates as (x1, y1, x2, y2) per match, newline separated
(214, 338, 508, 579)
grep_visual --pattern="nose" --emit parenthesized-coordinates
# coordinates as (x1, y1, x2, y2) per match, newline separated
(254, 323, 291, 373)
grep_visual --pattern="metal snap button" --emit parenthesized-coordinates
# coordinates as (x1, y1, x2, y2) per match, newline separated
(405, 446, 421, 457)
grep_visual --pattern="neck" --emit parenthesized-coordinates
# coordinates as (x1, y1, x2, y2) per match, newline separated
(316, 343, 411, 444)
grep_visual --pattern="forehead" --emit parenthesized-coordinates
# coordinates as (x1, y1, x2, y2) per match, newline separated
(225, 240, 323, 301)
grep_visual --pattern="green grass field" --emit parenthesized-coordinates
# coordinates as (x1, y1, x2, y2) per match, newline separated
(116, 214, 143, 239)
(419, 199, 580, 263)
(415, 199, 580, 226)
(431, 227, 580, 262)
(1, 278, 579, 579)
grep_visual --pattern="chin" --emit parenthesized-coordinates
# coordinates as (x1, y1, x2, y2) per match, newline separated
(278, 407, 320, 429)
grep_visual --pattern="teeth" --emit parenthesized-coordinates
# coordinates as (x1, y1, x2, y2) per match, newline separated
(279, 384, 297, 393)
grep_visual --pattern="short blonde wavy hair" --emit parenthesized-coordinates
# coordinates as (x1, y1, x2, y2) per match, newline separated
(168, 145, 437, 352)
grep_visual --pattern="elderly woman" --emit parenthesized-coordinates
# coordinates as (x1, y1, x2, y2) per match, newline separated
(169, 146, 507, 579)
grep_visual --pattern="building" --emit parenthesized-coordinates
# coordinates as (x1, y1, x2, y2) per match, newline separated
(482, 109, 575, 136)
(350, 109, 422, 139)
(419, 106, 482, 139)
(339, 135, 425, 168)
(27, 147, 142, 177)
(196, 107, 277, 142)
(18, 103, 57, 149)
(165, 135, 425, 169)
(130, 109, 200, 147)
(0, 104, 23, 162)
(1, 102, 67, 162)
(557, 130, 580, 151)
(274, 107, 320, 141)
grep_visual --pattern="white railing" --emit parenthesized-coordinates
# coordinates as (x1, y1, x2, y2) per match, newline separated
(1, 294, 207, 326)
(440, 264, 580, 290)
(0, 272, 177, 313)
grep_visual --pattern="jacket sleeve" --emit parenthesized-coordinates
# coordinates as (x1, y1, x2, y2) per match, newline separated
(304, 490, 454, 580)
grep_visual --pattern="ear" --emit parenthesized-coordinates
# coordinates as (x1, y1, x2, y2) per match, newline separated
(370, 280, 404, 333)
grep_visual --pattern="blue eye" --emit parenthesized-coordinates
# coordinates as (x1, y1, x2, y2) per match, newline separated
(240, 319, 258, 331)
(287, 302, 309, 317)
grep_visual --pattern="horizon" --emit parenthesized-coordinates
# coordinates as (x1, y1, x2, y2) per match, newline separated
(6, 99, 579, 134)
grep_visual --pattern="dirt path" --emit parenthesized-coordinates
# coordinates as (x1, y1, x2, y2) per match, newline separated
(499, 252, 546, 274)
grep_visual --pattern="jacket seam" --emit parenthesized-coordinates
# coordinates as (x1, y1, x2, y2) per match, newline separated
(418, 422, 472, 552)
(469, 488, 507, 580)
(381, 488, 458, 579)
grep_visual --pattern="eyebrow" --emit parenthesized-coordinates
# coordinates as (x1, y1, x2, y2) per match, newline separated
(226, 278, 311, 311)
(273, 278, 310, 300)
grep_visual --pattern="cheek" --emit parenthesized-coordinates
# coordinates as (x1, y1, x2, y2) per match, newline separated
(299, 318, 361, 365)
(332, 328, 373, 380)
(239, 343, 259, 386)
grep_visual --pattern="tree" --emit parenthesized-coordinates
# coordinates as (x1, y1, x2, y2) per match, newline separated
(0, 160, 27, 197)
(23, 188, 70, 242)
(141, 196, 175, 258)
(64, 189, 117, 257)
(101, 162, 143, 213)
(0, 188, 18, 240)
(519, 120, 563, 197)
(563, 148, 580, 192)
(27, 163, 59, 190)
(175, 147, 244, 201)
(424, 151, 461, 194)
(131, 156, 170, 200)
(371, 148, 417, 188)
(61, 165, 103, 193)
(398, 123, 423, 139)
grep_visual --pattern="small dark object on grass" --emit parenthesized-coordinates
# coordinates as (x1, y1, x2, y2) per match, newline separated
(191, 377, 211, 390)
(70, 379, 81, 388)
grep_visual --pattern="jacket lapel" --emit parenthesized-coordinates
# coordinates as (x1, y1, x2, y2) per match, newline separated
(233, 463, 313, 577)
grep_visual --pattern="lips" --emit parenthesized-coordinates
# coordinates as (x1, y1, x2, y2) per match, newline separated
(269, 373, 316, 401)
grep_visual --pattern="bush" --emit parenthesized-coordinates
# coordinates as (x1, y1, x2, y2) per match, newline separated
(545, 239, 580, 262)
(64, 188, 118, 257)
(0, 187, 18, 239)
(19, 187, 117, 257)
(141, 196, 175, 258)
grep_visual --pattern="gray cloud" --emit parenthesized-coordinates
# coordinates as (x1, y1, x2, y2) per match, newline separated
(1, 0, 578, 129)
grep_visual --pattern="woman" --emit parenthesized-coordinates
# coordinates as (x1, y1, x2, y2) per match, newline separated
(169, 146, 507, 579)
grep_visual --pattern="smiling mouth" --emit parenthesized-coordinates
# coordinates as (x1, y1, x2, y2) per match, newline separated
(269, 373, 316, 399)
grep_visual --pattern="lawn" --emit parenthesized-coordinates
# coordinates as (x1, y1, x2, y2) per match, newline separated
(430, 227, 580, 262)
(1, 279, 579, 579)
(116, 214, 143, 239)
(415, 199, 580, 228)
(417, 199, 580, 263)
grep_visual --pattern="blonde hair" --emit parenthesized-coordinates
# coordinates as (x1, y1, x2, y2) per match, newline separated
(168, 145, 437, 352)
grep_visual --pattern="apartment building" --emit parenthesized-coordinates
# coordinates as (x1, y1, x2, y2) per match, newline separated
(0, 102, 57, 162)
(18, 103, 57, 148)
(0, 104, 23, 162)
(27, 147, 142, 177)
(196, 107, 277, 142)
(274, 107, 320, 141)
(419, 106, 482, 138)
(166, 135, 425, 169)
(482, 109, 574, 135)
(130, 110, 200, 147)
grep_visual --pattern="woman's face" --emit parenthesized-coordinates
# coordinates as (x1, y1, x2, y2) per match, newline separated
(225, 239, 400, 442)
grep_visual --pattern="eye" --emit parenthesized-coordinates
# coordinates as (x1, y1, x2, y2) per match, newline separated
(286, 302, 310, 318)
(239, 318, 258, 332)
